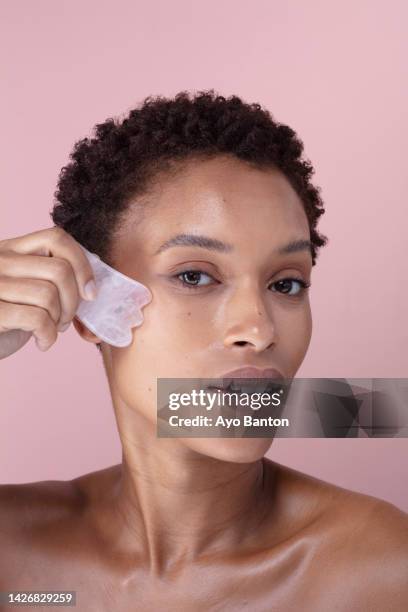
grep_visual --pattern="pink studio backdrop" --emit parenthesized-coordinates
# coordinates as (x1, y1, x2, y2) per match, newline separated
(0, 1, 407, 511)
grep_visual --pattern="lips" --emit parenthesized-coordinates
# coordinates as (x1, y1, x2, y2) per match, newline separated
(207, 366, 284, 394)
(218, 366, 284, 380)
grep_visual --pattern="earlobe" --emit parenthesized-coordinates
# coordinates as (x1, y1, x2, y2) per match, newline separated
(72, 316, 101, 345)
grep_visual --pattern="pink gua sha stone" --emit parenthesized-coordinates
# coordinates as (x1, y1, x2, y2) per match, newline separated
(75, 245, 152, 348)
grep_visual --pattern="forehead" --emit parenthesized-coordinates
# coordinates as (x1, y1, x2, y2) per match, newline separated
(115, 155, 310, 261)
(149, 155, 306, 221)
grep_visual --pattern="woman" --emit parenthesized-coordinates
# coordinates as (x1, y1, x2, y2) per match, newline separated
(0, 90, 407, 611)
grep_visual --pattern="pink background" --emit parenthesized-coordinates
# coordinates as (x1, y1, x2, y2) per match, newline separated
(1, 1, 407, 511)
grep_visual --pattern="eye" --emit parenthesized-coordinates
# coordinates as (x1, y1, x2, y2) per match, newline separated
(175, 269, 215, 289)
(173, 269, 310, 296)
(270, 278, 310, 296)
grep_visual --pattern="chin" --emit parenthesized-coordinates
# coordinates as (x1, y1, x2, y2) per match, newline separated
(181, 437, 273, 464)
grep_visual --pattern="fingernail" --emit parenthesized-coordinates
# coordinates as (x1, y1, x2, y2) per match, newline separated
(59, 322, 70, 332)
(84, 279, 98, 301)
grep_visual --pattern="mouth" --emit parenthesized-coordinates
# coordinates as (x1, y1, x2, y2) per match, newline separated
(206, 366, 284, 396)
(206, 379, 280, 396)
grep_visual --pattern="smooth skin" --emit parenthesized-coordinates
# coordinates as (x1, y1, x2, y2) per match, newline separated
(0, 155, 407, 611)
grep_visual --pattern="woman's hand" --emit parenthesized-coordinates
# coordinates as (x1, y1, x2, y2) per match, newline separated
(0, 227, 97, 359)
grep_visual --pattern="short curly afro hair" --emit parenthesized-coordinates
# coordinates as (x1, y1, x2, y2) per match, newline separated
(50, 89, 328, 271)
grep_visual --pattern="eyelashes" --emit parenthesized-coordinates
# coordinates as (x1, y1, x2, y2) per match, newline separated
(272, 277, 311, 296)
(172, 269, 311, 297)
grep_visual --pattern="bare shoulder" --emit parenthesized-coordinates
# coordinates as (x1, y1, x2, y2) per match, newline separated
(0, 463, 120, 539)
(0, 463, 120, 530)
(274, 460, 408, 543)
(0, 466, 120, 588)
(327, 488, 408, 607)
(271, 461, 408, 607)
(0, 478, 80, 541)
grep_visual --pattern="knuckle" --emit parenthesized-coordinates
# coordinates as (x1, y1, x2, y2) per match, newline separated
(37, 280, 59, 308)
(52, 257, 71, 279)
(34, 307, 50, 327)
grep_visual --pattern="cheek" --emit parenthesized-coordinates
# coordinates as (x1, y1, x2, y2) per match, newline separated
(281, 303, 312, 367)
(109, 303, 210, 414)
(147, 299, 213, 362)
(110, 343, 154, 421)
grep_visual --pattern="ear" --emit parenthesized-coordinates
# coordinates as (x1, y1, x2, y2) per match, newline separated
(72, 316, 101, 345)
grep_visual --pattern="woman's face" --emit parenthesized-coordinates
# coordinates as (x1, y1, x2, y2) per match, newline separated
(77, 155, 313, 462)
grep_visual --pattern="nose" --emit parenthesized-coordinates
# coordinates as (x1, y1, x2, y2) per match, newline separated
(222, 283, 277, 352)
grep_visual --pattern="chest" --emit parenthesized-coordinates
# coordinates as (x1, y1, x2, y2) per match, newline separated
(0, 543, 357, 612)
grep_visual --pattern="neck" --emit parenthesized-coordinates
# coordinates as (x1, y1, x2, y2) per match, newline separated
(102, 407, 274, 577)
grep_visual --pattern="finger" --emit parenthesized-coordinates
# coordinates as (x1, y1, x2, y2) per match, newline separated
(0, 276, 62, 329)
(0, 301, 58, 351)
(0, 227, 97, 301)
(0, 252, 79, 328)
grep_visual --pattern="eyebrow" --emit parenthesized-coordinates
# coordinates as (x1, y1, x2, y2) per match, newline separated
(153, 233, 313, 257)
